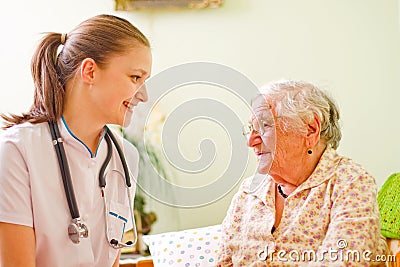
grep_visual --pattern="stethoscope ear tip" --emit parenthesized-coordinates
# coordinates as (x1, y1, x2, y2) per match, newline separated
(109, 239, 135, 249)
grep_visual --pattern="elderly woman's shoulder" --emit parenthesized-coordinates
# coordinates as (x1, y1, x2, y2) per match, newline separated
(331, 151, 377, 186)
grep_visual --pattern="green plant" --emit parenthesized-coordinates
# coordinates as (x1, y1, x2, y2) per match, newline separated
(123, 135, 168, 210)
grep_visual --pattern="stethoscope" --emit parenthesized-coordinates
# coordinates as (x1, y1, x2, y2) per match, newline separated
(48, 121, 137, 249)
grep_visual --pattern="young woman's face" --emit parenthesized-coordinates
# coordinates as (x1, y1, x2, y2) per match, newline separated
(92, 44, 152, 126)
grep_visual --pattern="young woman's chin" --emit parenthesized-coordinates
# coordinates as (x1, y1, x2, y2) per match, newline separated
(120, 109, 134, 127)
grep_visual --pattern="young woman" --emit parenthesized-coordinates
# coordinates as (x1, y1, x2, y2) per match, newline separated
(0, 14, 152, 266)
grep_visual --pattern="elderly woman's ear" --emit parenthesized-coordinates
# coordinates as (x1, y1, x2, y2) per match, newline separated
(305, 114, 322, 149)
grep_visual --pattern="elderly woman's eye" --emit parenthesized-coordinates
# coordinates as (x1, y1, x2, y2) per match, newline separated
(262, 121, 273, 128)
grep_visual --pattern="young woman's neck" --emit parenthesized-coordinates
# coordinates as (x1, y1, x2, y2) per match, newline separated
(63, 84, 104, 153)
(62, 106, 105, 155)
(62, 79, 107, 154)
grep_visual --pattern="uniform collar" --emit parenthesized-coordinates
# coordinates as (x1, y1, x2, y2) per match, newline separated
(58, 117, 107, 158)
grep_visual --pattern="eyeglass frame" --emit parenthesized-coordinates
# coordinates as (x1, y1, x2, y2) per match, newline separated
(242, 117, 279, 138)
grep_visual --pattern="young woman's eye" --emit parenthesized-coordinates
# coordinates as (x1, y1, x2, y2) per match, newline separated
(131, 75, 141, 82)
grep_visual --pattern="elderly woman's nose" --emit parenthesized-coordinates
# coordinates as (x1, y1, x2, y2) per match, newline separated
(247, 131, 261, 147)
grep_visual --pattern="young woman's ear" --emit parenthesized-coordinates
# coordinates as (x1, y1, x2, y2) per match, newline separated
(306, 114, 321, 148)
(80, 58, 96, 85)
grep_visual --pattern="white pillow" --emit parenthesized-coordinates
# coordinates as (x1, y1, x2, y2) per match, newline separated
(142, 224, 222, 267)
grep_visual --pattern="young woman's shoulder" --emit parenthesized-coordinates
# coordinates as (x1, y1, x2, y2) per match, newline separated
(122, 138, 139, 161)
(1, 122, 49, 144)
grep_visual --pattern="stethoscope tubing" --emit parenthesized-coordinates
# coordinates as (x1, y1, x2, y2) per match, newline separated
(99, 133, 113, 188)
(48, 121, 80, 219)
(104, 126, 132, 188)
(48, 121, 137, 247)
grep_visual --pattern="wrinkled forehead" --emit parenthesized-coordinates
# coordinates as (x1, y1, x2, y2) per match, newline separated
(250, 94, 275, 120)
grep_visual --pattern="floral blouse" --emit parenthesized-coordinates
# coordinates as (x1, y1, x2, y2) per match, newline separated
(217, 148, 388, 266)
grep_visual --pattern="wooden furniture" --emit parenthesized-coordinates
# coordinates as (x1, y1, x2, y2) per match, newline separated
(119, 257, 153, 267)
(136, 259, 154, 267)
(387, 238, 400, 267)
(115, 0, 223, 11)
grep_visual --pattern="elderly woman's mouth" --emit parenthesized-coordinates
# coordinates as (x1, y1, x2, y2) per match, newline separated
(255, 151, 270, 156)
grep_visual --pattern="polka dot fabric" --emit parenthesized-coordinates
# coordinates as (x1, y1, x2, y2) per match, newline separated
(143, 224, 221, 267)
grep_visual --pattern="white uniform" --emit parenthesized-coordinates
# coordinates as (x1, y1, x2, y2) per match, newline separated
(0, 119, 138, 267)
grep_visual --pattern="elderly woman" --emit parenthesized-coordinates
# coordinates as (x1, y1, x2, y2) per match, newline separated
(217, 80, 387, 266)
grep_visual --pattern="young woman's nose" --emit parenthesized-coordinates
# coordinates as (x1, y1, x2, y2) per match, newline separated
(135, 84, 148, 103)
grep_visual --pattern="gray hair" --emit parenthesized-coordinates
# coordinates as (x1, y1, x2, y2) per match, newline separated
(258, 80, 342, 149)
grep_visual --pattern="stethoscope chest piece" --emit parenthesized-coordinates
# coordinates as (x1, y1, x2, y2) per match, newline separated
(68, 218, 89, 244)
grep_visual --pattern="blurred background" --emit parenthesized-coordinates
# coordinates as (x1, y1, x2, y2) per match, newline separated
(0, 0, 399, 235)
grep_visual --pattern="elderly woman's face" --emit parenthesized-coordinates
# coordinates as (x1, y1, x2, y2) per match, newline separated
(247, 95, 277, 174)
(248, 95, 306, 181)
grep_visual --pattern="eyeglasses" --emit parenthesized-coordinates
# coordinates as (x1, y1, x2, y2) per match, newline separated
(242, 119, 276, 139)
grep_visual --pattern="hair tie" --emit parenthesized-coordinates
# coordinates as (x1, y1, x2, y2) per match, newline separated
(61, 33, 67, 45)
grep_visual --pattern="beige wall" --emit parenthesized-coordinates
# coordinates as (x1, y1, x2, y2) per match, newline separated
(0, 0, 399, 234)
